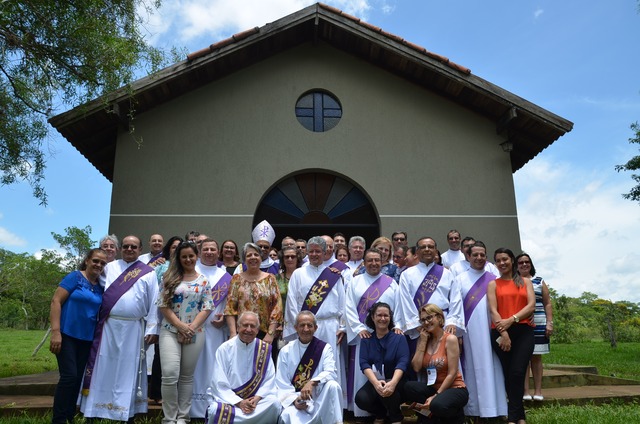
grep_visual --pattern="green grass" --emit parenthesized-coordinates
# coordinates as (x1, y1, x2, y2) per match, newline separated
(546, 341, 640, 380)
(0, 329, 56, 378)
(1, 332, 639, 423)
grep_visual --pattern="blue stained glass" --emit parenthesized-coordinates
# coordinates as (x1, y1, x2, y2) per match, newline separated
(295, 91, 342, 132)
(327, 188, 369, 219)
(263, 188, 305, 219)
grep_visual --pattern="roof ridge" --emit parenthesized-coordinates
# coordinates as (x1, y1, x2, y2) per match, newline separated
(185, 2, 470, 75)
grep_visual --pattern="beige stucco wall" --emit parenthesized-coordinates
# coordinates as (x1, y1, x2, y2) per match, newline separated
(108, 41, 521, 252)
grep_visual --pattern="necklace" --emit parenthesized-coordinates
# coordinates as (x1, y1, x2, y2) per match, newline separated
(427, 333, 444, 355)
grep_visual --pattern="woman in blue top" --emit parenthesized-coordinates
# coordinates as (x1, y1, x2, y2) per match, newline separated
(49, 248, 107, 424)
(356, 302, 409, 424)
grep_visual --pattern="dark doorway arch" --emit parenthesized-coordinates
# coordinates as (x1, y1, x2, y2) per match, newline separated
(253, 171, 379, 244)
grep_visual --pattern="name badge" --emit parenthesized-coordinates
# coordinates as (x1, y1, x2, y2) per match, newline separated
(426, 366, 437, 385)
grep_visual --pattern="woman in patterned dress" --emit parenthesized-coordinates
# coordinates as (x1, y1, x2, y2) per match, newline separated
(517, 253, 553, 401)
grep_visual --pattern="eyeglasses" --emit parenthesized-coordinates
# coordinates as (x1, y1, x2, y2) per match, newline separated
(223, 245, 236, 250)
(419, 314, 437, 323)
(91, 258, 108, 266)
(122, 244, 139, 250)
(518, 260, 531, 265)
(393, 237, 406, 242)
(392, 255, 403, 260)
(284, 255, 297, 259)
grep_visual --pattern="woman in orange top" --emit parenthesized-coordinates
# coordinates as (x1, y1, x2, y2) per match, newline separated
(487, 248, 535, 424)
(403, 303, 468, 424)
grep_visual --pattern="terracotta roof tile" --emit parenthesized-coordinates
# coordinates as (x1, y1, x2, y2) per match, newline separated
(186, 3, 471, 74)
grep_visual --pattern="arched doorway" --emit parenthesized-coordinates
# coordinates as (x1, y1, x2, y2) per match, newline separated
(253, 171, 379, 244)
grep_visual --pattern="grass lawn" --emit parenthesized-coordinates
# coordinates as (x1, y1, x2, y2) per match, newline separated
(1, 331, 638, 423)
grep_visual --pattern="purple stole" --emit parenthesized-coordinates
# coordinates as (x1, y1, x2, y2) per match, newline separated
(210, 272, 232, 308)
(357, 274, 393, 322)
(412, 263, 444, 310)
(463, 271, 495, 327)
(329, 259, 348, 272)
(207, 402, 235, 424)
(146, 252, 164, 267)
(301, 266, 342, 314)
(233, 339, 272, 399)
(291, 336, 327, 391)
(82, 260, 153, 395)
(242, 262, 279, 275)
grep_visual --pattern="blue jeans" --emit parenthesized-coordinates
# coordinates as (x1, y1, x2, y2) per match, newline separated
(52, 333, 92, 423)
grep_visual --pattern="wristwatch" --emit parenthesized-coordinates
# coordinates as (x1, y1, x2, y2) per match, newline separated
(513, 314, 520, 323)
(268, 329, 275, 336)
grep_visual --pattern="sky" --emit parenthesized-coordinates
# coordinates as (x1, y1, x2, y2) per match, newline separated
(2, 0, 640, 303)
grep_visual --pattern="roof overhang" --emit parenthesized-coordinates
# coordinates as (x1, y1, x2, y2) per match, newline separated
(49, 2, 573, 181)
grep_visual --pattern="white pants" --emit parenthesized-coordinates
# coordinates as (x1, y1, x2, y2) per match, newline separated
(160, 327, 205, 423)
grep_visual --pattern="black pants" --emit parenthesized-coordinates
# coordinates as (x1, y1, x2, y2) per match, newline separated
(52, 333, 92, 424)
(491, 325, 534, 422)
(403, 381, 468, 424)
(355, 378, 407, 422)
(149, 342, 162, 400)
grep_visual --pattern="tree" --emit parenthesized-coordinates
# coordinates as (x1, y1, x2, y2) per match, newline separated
(0, 0, 167, 205)
(51, 225, 95, 271)
(615, 122, 640, 202)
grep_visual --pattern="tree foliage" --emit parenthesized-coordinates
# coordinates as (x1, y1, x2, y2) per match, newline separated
(0, 0, 166, 204)
(615, 122, 640, 202)
(51, 225, 95, 271)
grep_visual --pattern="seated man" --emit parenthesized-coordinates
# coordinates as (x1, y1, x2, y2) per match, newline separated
(207, 311, 281, 423)
(276, 311, 343, 424)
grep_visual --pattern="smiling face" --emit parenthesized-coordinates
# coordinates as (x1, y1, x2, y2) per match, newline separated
(447, 231, 461, 251)
(322, 236, 334, 261)
(85, 251, 108, 281)
(149, 234, 164, 255)
(372, 306, 391, 332)
(307, 243, 324, 267)
(469, 246, 487, 271)
(295, 313, 317, 344)
(281, 247, 298, 271)
(121, 236, 142, 263)
(417, 237, 437, 265)
(393, 248, 406, 267)
(222, 241, 237, 260)
(237, 313, 260, 344)
(349, 241, 365, 261)
(179, 246, 198, 274)
(244, 247, 262, 270)
(373, 241, 392, 263)
(517, 255, 532, 278)
(420, 309, 443, 334)
(333, 235, 346, 245)
(100, 239, 118, 263)
(256, 240, 271, 260)
(336, 247, 349, 263)
(494, 252, 514, 278)
(364, 251, 382, 276)
(200, 241, 219, 266)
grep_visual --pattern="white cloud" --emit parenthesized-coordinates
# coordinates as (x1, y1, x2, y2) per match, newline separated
(0, 227, 27, 248)
(533, 8, 544, 19)
(515, 157, 640, 303)
(147, 0, 375, 46)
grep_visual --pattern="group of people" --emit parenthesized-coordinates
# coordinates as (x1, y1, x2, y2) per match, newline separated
(49, 222, 553, 424)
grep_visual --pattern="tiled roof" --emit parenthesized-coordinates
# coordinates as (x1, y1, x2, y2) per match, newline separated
(187, 3, 471, 75)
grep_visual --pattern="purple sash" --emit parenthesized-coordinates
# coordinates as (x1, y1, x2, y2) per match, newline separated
(357, 274, 394, 322)
(329, 260, 349, 272)
(463, 271, 495, 327)
(146, 252, 164, 267)
(242, 262, 279, 275)
(207, 402, 235, 424)
(210, 272, 232, 308)
(82, 260, 153, 394)
(291, 336, 327, 391)
(233, 339, 272, 399)
(413, 264, 444, 310)
(301, 266, 342, 314)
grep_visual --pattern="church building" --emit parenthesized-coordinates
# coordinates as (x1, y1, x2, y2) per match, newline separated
(50, 3, 573, 248)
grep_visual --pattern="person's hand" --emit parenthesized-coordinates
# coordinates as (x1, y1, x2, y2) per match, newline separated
(381, 380, 396, 397)
(418, 327, 430, 341)
(394, 327, 404, 335)
(49, 331, 62, 354)
(145, 334, 158, 345)
(444, 324, 456, 335)
(498, 333, 511, 352)
(425, 394, 436, 408)
(494, 317, 513, 333)
(211, 313, 225, 329)
(328, 267, 341, 274)
(336, 331, 345, 345)
(299, 380, 315, 400)
(358, 330, 371, 339)
(263, 333, 274, 344)
(373, 379, 386, 397)
(294, 397, 308, 410)
(236, 397, 257, 414)
(546, 322, 553, 337)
